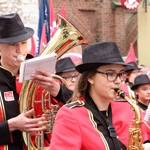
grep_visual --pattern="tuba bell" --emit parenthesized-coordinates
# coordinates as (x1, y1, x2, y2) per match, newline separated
(19, 14, 87, 150)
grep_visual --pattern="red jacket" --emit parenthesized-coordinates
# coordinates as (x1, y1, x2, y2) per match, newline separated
(49, 100, 149, 150)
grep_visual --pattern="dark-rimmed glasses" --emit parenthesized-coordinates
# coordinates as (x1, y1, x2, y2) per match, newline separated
(62, 74, 79, 81)
(96, 70, 126, 82)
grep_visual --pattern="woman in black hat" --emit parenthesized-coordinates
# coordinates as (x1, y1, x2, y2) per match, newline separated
(0, 13, 48, 150)
(49, 42, 150, 150)
(55, 57, 79, 91)
(131, 74, 150, 111)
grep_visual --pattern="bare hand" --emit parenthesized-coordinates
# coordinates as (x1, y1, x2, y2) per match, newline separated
(8, 109, 48, 135)
(31, 68, 60, 97)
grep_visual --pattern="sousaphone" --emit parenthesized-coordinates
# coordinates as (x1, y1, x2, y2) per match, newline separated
(19, 14, 87, 150)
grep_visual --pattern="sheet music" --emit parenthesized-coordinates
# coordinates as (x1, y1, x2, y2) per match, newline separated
(19, 53, 57, 83)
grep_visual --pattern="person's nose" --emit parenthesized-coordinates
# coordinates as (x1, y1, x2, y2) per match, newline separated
(71, 77, 76, 82)
(114, 75, 122, 84)
(16, 44, 23, 53)
(147, 88, 150, 93)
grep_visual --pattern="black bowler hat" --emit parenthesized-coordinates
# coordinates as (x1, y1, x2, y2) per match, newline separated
(0, 13, 34, 43)
(131, 74, 150, 90)
(76, 42, 127, 73)
(56, 57, 76, 75)
(125, 62, 140, 72)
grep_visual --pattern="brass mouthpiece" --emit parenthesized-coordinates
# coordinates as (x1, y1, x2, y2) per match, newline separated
(17, 55, 25, 62)
(114, 88, 126, 99)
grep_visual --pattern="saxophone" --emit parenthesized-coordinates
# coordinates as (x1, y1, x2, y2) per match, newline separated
(114, 88, 143, 150)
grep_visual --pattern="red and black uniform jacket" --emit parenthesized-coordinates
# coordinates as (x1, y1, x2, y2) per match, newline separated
(50, 93, 150, 150)
(0, 66, 23, 150)
(0, 65, 72, 150)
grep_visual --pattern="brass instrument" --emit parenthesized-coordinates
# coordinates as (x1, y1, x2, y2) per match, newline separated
(115, 88, 143, 150)
(19, 14, 87, 150)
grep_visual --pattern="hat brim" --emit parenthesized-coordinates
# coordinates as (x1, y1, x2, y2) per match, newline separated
(0, 27, 34, 43)
(125, 67, 141, 72)
(56, 68, 76, 75)
(131, 81, 150, 90)
(76, 62, 127, 73)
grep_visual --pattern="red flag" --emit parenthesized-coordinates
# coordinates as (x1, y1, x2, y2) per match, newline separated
(39, 23, 48, 53)
(29, 36, 36, 57)
(60, 2, 66, 18)
(50, 0, 57, 38)
(125, 43, 136, 63)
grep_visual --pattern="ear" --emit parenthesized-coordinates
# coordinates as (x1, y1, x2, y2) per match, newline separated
(134, 89, 139, 95)
(87, 76, 94, 85)
(27, 39, 31, 53)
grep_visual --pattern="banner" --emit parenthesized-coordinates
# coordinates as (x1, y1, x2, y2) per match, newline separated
(50, 0, 57, 38)
(60, 2, 66, 18)
(125, 43, 136, 63)
(36, 0, 50, 56)
(120, 0, 140, 10)
(29, 36, 36, 57)
(39, 23, 48, 53)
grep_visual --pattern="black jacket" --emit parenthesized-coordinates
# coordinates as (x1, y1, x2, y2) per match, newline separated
(0, 67, 23, 150)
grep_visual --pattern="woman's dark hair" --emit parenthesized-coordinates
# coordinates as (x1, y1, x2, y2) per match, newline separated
(70, 68, 97, 102)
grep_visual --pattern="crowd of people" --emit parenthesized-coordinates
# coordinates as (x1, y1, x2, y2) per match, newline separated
(0, 12, 150, 150)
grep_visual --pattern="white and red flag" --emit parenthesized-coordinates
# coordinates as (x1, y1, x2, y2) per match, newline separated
(39, 23, 48, 53)
(50, 0, 57, 38)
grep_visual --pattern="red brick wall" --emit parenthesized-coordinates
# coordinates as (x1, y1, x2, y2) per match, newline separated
(50, 0, 137, 56)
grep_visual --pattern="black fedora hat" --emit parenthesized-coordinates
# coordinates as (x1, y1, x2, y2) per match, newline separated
(56, 57, 76, 75)
(131, 74, 150, 90)
(76, 42, 127, 73)
(125, 62, 140, 72)
(0, 13, 34, 43)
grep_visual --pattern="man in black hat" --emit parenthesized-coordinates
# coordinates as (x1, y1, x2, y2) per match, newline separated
(0, 13, 48, 150)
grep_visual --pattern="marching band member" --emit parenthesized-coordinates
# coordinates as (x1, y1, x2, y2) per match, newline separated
(31, 57, 79, 104)
(131, 74, 150, 111)
(120, 62, 141, 101)
(55, 57, 79, 91)
(0, 13, 48, 150)
(49, 42, 150, 150)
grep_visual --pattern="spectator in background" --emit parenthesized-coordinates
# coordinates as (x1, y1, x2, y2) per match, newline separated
(120, 61, 141, 100)
(139, 64, 150, 79)
(131, 74, 150, 111)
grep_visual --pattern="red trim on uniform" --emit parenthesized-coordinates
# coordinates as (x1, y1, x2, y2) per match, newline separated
(16, 75, 23, 95)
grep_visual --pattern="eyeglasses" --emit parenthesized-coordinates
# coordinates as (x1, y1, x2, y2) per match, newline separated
(131, 70, 141, 75)
(96, 70, 126, 82)
(62, 74, 79, 81)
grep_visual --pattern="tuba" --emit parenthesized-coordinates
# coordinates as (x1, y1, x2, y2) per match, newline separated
(115, 88, 143, 150)
(19, 14, 87, 150)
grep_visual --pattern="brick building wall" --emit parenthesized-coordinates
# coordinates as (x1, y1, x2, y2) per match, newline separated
(0, 0, 138, 56)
